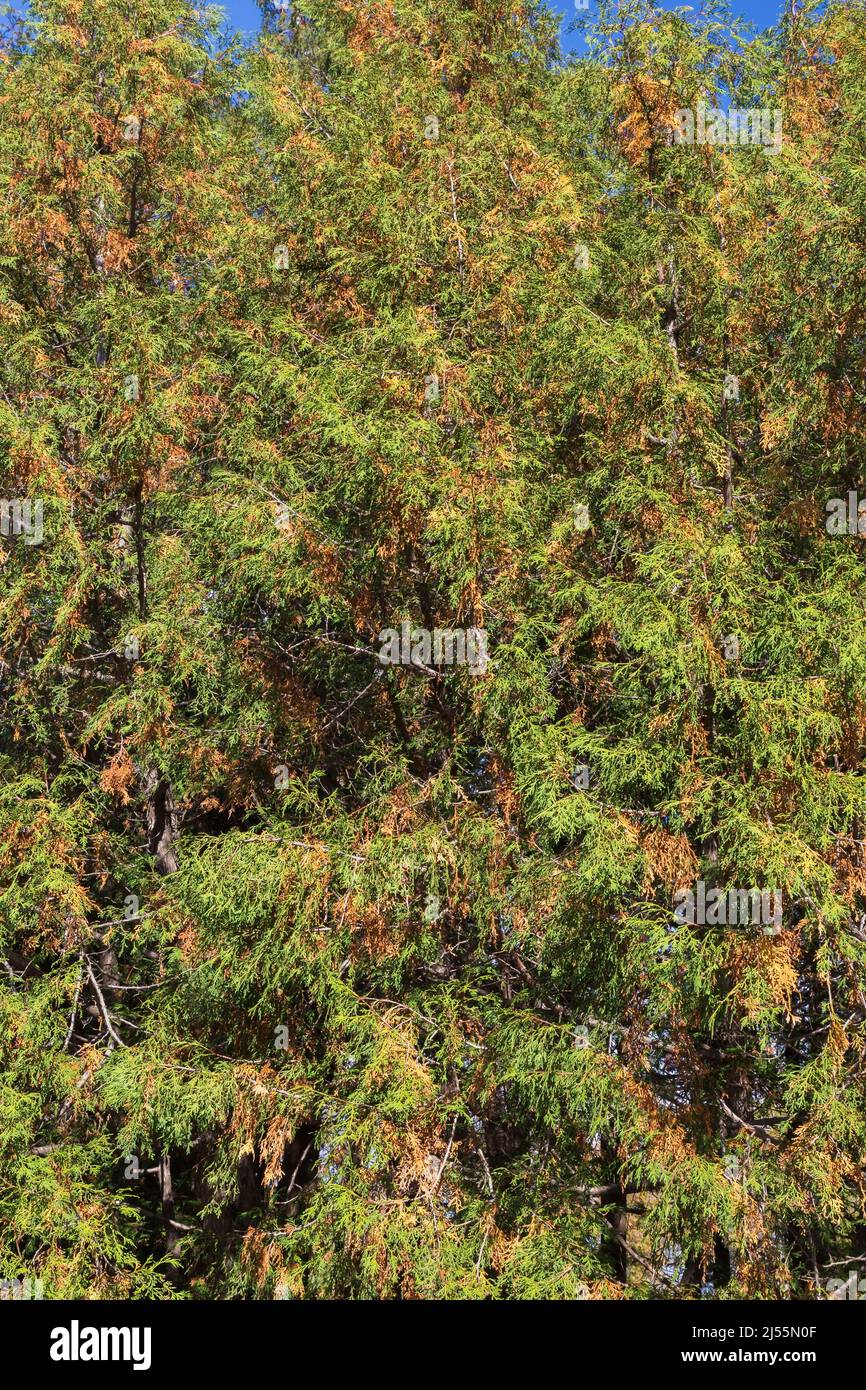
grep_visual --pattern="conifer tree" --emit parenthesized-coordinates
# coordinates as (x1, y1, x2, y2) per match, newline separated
(2, 0, 866, 1301)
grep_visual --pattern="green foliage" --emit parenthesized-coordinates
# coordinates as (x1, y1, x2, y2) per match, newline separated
(2, 0, 866, 1300)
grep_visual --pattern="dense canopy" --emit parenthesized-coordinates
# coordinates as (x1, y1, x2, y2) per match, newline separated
(1, 0, 866, 1300)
